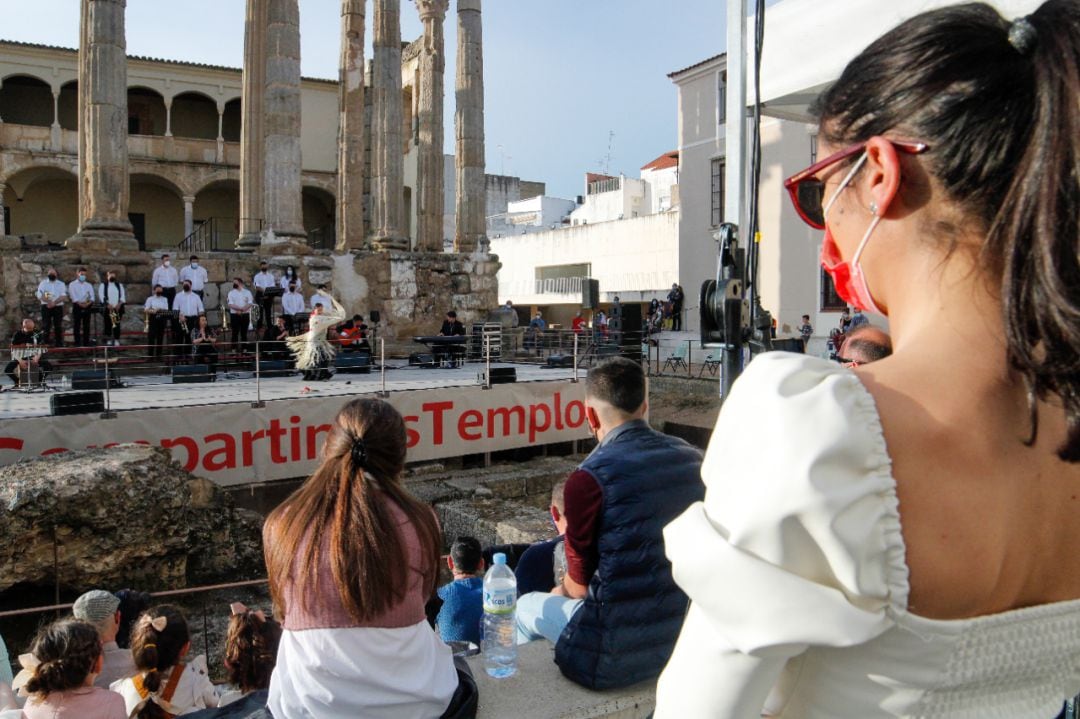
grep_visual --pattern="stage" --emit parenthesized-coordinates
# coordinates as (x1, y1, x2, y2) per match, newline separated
(0, 360, 588, 485)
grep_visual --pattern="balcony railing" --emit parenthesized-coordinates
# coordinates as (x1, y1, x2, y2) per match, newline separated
(179, 217, 261, 254)
(534, 276, 585, 295)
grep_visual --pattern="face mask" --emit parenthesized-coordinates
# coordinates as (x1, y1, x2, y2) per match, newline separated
(820, 152, 884, 315)
(48, 274, 56, 281)
(164, 260, 171, 267)
(288, 286, 296, 292)
(78, 274, 86, 282)
(233, 283, 240, 289)
(191, 262, 199, 269)
(261, 267, 268, 273)
(183, 285, 191, 292)
(155, 291, 162, 296)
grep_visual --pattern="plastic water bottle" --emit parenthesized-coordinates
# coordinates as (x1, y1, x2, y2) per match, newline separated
(482, 552, 517, 678)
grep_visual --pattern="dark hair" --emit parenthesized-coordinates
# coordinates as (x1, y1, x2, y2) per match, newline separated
(586, 357, 646, 415)
(130, 605, 190, 719)
(23, 619, 101, 696)
(116, 589, 153, 649)
(189, 255, 198, 261)
(842, 326, 894, 364)
(447, 311, 457, 318)
(224, 609, 281, 694)
(265, 399, 442, 623)
(450, 536, 483, 574)
(815, 0, 1080, 460)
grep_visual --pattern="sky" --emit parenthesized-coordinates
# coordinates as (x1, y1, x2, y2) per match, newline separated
(0, 0, 726, 200)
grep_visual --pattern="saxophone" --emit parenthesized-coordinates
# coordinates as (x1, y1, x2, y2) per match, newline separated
(143, 308, 151, 334)
(110, 307, 121, 328)
(249, 304, 260, 331)
(221, 304, 230, 333)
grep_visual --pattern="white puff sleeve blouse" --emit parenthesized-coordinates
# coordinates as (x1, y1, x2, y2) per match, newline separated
(654, 353, 1080, 719)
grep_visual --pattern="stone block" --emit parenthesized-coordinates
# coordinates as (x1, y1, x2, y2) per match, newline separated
(452, 274, 471, 294)
(301, 256, 335, 270)
(200, 258, 228, 283)
(307, 270, 333, 286)
(0, 237, 21, 251)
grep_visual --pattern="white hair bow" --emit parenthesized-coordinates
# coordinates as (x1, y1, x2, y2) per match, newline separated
(230, 602, 267, 621)
(139, 614, 168, 632)
(11, 653, 40, 696)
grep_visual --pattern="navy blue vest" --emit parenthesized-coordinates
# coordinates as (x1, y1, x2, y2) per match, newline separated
(554, 419, 704, 689)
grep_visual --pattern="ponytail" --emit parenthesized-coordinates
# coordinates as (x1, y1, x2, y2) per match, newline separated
(129, 604, 190, 719)
(22, 620, 100, 697)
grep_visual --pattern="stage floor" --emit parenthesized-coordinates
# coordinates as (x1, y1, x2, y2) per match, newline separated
(0, 360, 577, 420)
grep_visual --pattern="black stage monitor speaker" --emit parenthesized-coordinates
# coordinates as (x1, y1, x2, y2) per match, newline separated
(546, 354, 574, 368)
(258, 360, 295, 377)
(409, 352, 435, 367)
(50, 391, 105, 416)
(489, 367, 517, 384)
(335, 352, 372, 374)
(619, 303, 644, 364)
(582, 278, 600, 310)
(369, 310, 381, 324)
(71, 369, 122, 390)
(171, 364, 214, 383)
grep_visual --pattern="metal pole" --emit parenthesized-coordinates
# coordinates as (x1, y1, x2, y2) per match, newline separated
(380, 338, 388, 397)
(687, 339, 692, 377)
(101, 345, 116, 418)
(572, 333, 579, 383)
(252, 341, 264, 408)
(484, 330, 492, 390)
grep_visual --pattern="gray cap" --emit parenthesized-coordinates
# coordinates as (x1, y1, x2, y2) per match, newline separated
(72, 590, 120, 624)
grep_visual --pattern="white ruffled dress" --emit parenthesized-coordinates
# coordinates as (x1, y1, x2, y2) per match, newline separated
(655, 353, 1080, 719)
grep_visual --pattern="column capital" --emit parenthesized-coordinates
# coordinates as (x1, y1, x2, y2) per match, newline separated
(457, 0, 480, 12)
(341, 0, 365, 16)
(182, 195, 196, 205)
(416, 0, 448, 21)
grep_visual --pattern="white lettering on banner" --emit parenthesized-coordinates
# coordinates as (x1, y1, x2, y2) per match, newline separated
(0, 382, 589, 486)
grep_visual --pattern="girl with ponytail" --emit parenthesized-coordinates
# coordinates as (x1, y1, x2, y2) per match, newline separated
(12, 619, 124, 719)
(111, 605, 217, 718)
(655, 2, 1080, 717)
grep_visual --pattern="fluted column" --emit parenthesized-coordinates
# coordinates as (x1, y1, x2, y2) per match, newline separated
(262, 0, 306, 243)
(237, 0, 266, 247)
(415, 0, 448, 253)
(70, 0, 136, 250)
(183, 195, 195, 238)
(454, 0, 486, 253)
(336, 0, 367, 250)
(369, 0, 407, 251)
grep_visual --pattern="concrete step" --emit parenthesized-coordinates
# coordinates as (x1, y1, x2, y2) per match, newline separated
(466, 640, 655, 719)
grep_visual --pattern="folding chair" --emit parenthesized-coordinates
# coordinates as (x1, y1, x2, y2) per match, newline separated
(663, 344, 688, 373)
(698, 352, 721, 377)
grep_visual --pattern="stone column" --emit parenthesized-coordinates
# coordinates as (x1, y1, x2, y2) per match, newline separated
(239, 0, 306, 248)
(0, 182, 8, 236)
(164, 98, 173, 137)
(454, 0, 486, 253)
(238, 0, 265, 247)
(183, 195, 195, 238)
(336, 0, 366, 250)
(369, 0, 407, 251)
(70, 0, 136, 251)
(415, 0, 448, 253)
(215, 104, 225, 163)
(50, 89, 62, 150)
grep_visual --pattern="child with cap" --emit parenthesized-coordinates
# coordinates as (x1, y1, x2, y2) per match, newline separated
(73, 589, 137, 688)
(435, 537, 485, 645)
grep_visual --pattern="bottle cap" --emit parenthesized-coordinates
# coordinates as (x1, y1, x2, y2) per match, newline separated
(493, 552, 507, 566)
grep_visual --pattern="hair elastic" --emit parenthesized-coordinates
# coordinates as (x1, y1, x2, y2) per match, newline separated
(350, 435, 368, 469)
(1008, 16, 1037, 56)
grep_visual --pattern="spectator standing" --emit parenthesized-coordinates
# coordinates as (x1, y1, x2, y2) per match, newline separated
(667, 283, 685, 331)
(72, 589, 136, 688)
(516, 358, 704, 690)
(571, 310, 587, 336)
(436, 537, 486, 646)
(848, 307, 870, 330)
(798, 314, 814, 350)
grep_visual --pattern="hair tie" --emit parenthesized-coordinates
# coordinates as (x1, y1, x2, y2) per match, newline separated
(142, 643, 157, 650)
(1008, 16, 1037, 56)
(350, 435, 368, 469)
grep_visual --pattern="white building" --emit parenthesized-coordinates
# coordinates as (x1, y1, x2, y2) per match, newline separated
(487, 194, 577, 239)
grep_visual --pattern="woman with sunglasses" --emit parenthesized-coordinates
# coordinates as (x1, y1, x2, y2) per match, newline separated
(655, 2, 1080, 717)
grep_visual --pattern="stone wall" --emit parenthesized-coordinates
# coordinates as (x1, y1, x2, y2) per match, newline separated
(0, 238, 500, 346)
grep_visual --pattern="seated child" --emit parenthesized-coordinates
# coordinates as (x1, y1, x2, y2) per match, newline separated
(217, 603, 282, 707)
(436, 537, 485, 645)
(111, 604, 218, 717)
(12, 618, 126, 719)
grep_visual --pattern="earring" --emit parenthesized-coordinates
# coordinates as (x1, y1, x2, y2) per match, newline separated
(869, 201, 879, 216)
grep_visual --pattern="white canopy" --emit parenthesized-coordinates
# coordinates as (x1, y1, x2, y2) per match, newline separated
(755, 0, 1044, 121)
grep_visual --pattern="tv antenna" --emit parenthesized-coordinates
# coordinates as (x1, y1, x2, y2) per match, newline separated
(598, 130, 616, 175)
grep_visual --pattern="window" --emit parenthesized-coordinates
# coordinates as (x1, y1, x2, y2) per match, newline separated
(710, 158, 725, 227)
(820, 266, 846, 311)
(718, 71, 727, 124)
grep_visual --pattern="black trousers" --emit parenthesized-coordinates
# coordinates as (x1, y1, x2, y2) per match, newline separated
(40, 305, 64, 346)
(72, 304, 92, 346)
(5, 358, 51, 384)
(671, 304, 683, 331)
(256, 291, 274, 329)
(148, 316, 166, 358)
(231, 313, 249, 347)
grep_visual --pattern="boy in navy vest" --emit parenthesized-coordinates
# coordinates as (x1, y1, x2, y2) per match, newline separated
(515, 357, 704, 689)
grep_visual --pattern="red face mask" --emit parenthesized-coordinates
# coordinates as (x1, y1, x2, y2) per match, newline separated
(820, 153, 885, 315)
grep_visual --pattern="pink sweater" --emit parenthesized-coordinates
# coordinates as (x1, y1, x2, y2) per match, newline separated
(274, 498, 433, 630)
(23, 686, 126, 719)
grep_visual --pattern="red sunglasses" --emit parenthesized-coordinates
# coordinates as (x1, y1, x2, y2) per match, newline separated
(784, 139, 929, 230)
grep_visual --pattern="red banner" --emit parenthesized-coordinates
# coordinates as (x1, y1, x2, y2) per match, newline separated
(0, 381, 589, 485)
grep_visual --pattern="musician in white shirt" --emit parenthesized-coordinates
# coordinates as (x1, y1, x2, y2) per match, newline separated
(227, 277, 255, 350)
(97, 271, 126, 346)
(68, 266, 96, 347)
(172, 281, 205, 339)
(35, 268, 67, 347)
(280, 265, 301, 292)
(281, 282, 305, 335)
(253, 260, 277, 330)
(178, 255, 209, 299)
(152, 254, 179, 306)
(144, 285, 170, 359)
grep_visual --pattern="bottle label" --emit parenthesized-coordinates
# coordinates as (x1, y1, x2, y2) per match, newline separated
(483, 587, 516, 614)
